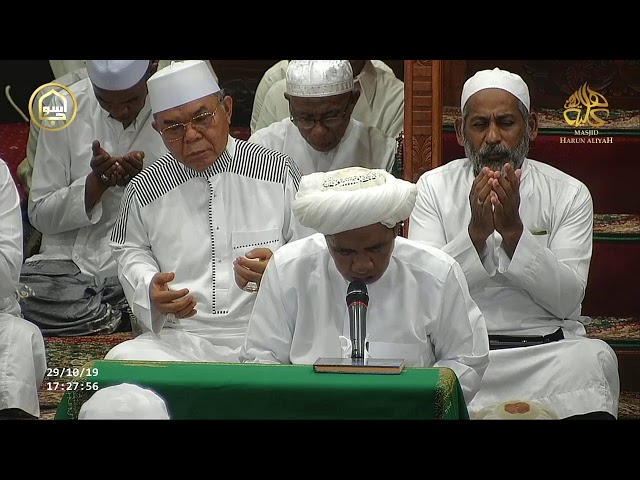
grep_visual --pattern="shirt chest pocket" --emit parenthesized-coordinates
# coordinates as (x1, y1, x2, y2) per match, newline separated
(529, 228, 550, 248)
(232, 228, 282, 257)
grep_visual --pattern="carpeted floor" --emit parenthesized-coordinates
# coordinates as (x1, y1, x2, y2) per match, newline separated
(39, 332, 133, 420)
(38, 332, 640, 421)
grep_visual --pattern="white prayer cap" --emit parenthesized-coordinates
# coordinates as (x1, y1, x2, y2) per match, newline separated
(78, 383, 170, 420)
(473, 400, 559, 420)
(147, 60, 221, 114)
(86, 60, 149, 91)
(293, 167, 417, 235)
(286, 60, 354, 98)
(461, 67, 530, 112)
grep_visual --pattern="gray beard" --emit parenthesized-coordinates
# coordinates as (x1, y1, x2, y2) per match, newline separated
(465, 134, 530, 177)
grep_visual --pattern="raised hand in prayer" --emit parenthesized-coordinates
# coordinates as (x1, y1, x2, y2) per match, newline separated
(90, 140, 119, 187)
(149, 271, 197, 319)
(468, 166, 498, 254)
(86, 140, 120, 210)
(114, 150, 145, 187)
(233, 248, 273, 293)
(490, 162, 523, 258)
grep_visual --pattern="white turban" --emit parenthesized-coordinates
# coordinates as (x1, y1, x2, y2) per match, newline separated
(473, 400, 559, 420)
(86, 60, 149, 91)
(78, 383, 170, 420)
(286, 60, 354, 98)
(461, 67, 530, 112)
(147, 60, 221, 114)
(293, 167, 417, 235)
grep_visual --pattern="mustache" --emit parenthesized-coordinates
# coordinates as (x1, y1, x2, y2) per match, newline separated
(477, 143, 511, 158)
(465, 135, 529, 177)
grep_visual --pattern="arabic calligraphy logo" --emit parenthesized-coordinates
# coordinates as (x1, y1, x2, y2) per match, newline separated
(563, 83, 610, 128)
(28, 83, 78, 131)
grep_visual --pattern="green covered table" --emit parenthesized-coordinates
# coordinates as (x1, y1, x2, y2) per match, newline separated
(55, 360, 469, 420)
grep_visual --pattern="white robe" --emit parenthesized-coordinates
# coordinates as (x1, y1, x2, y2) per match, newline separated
(27, 77, 169, 280)
(254, 60, 405, 139)
(408, 157, 620, 418)
(106, 137, 315, 363)
(0, 160, 46, 417)
(240, 233, 490, 405)
(248, 117, 396, 175)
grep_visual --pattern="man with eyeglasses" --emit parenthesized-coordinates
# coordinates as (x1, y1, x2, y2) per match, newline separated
(253, 60, 404, 140)
(249, 60, 398, 136)
(104, 60, 314, 364)
(247, 60, 397, 176)
(19, 60, 169, 337)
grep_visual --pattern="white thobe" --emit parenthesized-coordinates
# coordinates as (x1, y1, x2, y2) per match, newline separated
(254, 60, 405, 139)
(27, 77, 169, 281)
(408, 157, 620, 418)
(248, 117, 397, 175)
(250, 60, 290, 135)
(106, 137, 314, 363)
(240, 233, 490, 405)
(0, 160, 46, 417)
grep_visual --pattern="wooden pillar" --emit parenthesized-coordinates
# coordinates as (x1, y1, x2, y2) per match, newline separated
(402, 60, 443, 236)
(403, 60, 444, 184)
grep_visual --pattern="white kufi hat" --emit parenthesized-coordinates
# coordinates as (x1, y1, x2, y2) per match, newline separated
(78, 383, 170, 420)
(461, 67, 530, 112)
(147, 60, 221, 114)
(293, 167, 417, 235)
(86, 60, 150, 91)
(286, 60, 354, 98)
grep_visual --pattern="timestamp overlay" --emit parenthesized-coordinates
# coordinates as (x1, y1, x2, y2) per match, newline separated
(43, 366, 100, 392)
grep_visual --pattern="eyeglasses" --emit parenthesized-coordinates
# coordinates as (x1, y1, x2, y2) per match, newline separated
(160, 104, 224, 143)
(290, 96, 352, 131)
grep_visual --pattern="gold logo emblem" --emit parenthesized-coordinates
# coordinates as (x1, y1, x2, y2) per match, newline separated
(28, 83, 78, 131)
(562, 82, 610, 128)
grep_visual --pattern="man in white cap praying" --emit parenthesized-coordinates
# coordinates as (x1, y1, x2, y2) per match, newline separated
(20, 60, 169, 336)
(253, 60, 404, 140)
(408, 67, 620, 419)
(0, 158, 46, 419)
(248, 60, 398, 176)
(103, 60, 313, 364)
(240, 166, 490, 405)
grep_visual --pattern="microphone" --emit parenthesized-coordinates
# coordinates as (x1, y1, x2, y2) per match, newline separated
(346, 280, 368, 359)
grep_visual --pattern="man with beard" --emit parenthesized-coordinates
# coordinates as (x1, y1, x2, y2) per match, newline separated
(408, 68, 620, 420)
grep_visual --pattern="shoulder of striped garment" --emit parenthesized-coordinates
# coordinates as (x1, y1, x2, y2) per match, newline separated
(232, 139, 301, 187)
(126, 144, 301, 208)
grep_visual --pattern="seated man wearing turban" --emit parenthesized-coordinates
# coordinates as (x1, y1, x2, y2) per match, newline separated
(240, 167, 490, 405)
(20, 60, 169, 336)
(247, 60, 397, 176)
(408, 67, 620, 419)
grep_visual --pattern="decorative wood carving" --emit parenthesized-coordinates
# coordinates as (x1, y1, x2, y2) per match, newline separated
(402, 60, 443, 236)
(403, 60, 443, 186)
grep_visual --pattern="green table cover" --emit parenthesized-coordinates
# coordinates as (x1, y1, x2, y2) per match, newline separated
(55, 360, 469, 420)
